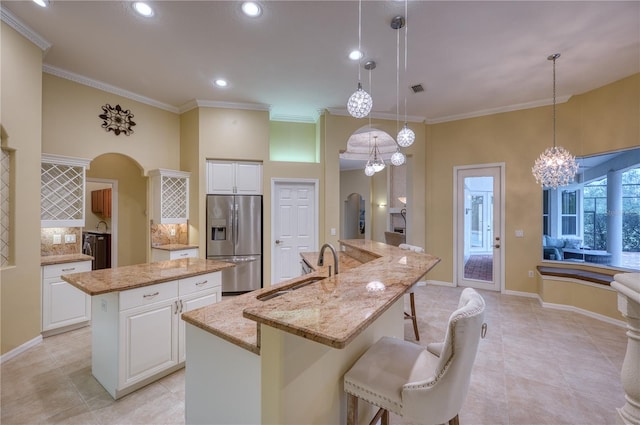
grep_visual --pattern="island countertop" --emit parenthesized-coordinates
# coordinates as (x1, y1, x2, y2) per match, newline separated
(182, 240, 440, 353)
(61, 258, 235, 296)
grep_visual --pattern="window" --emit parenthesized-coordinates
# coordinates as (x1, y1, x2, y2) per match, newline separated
(561, 190, 578, 236)
(541, 147, 640, 271)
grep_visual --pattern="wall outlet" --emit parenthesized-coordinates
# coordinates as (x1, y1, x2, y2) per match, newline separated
(330, 228, 337, 236)
(65, 234, 76, 243)
(528, 270, 534, 278)
(170, 227, 176, 236)
(515, 230, 524, 237)
(53, 234, 62, 244)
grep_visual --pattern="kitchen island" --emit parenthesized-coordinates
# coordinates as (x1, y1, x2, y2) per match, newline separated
(182, 240, 440, 424)
(61, 258, 234, 399)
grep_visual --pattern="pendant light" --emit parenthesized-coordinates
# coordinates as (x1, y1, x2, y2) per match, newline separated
(371, 136, 386, 173)
(347, 0, 372, 118)
(396, 0, 415, 147)
(391, 15, 406, 167)
(532, 53, 579, 189)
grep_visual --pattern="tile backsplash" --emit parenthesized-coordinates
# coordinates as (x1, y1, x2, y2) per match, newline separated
(41, 227, 82, 256)
(151, 223, 188, 247)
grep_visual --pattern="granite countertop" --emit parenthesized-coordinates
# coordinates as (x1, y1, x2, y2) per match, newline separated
(182, 240, 440, 353)
(41, 253, 94, 266)
(152, 244, 199, 251)
(61, 258, 235, 296)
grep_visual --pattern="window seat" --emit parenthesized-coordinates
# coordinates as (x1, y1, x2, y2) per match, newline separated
(536, 266, 617, 286)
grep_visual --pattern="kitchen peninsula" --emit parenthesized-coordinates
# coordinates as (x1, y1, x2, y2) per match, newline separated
(61, 258, 234, 399)
(182, 240, 440, 425)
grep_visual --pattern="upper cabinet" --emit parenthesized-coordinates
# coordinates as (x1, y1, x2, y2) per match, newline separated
(149, 169, 190, 224)
(206, 160, 262, 195)
(41, 154, 91, 228)
(91, 188, 112, 218)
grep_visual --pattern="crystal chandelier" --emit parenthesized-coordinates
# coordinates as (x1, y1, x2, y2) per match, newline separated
(396, 1, 415, 147)
(347, 0, 372, 118)
(391, 149, 406, 166)
(532, 53, 579, 189)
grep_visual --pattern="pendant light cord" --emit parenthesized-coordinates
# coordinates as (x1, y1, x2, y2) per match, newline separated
(552, 55, 556, 148)
(357, 0, 362, 83)
(396, 23, 400, 134)
(403, 0, 408, 124)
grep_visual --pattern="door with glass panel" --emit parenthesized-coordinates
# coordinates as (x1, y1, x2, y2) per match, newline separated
(455, 165, 503, 291)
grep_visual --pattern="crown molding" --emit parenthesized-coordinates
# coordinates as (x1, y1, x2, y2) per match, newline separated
(43, 65, 180, 113)
(180, 99, 271, 114)
(1, 7, 51, 52)
(325, 108, 426, 124)
(426, 95, 572, 124)
(270, 113, 318, 124)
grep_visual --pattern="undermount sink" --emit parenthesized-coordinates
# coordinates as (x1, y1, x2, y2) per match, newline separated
(257, 276, 323, 301)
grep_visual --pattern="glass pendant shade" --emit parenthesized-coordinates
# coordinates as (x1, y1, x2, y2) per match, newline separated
(347, 83, 373, 118)
(372, 158, 385, 173)
(364, 161, 375, 176)
(391, 150, 406, 166)
(532, 146, 579, 189)
(397, 123, 415, 147)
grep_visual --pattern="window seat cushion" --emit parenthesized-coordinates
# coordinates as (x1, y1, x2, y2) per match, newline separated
(536, 266, 617, 286)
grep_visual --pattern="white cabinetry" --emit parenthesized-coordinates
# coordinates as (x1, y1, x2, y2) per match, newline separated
(206, 160, 262, 195)
(92, 272, 221, 399)
(149, 169, 190, 224)
(42, 261, 92, 335)
(151, 247, 199, 262)
(41, 154, 91, 228)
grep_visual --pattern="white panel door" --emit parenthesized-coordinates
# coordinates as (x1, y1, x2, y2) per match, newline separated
(272, 181, 317, 284)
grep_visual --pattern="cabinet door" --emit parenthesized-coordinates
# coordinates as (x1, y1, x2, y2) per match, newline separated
(103, 188, 112, 218)
(119, 300, 179, 387)
(235, 162, 262, 194)
(207, 161, 235, 194)
(178, 290, 218, 363)
(42, 279, 91, 331)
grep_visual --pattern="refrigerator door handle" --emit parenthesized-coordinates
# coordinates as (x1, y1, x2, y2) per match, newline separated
(234, 202, 239, 246)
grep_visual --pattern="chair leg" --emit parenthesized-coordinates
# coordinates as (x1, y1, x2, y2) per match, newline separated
(347, 394, 358, 425)
(448, 414, 460, 425)
(368, 408, 389, 425)
(410, 292, 419, 341)
(382, 409, 389, 425)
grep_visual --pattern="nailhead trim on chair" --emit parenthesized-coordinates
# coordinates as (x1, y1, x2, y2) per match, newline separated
(344, 383, 403, 415)
(403, 301, 485, 391)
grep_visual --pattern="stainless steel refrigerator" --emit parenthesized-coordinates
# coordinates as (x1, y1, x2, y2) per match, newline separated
(206, 194, 262, 293)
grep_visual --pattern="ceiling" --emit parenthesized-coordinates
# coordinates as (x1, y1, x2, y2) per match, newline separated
(2, 1, 639, 127)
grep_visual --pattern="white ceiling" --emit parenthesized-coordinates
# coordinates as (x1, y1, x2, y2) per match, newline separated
(2, 0, 639, 126)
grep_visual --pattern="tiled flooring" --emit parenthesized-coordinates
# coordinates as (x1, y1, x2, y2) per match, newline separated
(1, 285, 628, 425)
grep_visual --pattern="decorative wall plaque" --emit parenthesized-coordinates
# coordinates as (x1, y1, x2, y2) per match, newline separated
(99, 104, 136, 136)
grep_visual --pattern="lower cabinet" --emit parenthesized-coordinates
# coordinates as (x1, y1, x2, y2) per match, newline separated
(92, 272, 221, 399)
(151, 247, 199, 262)
(42, 261, 92, 335)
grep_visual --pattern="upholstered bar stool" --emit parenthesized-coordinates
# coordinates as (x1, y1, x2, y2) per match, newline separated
(344, 288, 487, 425)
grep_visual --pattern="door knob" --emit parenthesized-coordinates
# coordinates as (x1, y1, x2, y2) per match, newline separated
(494, 244, 501, 248)
(275, 240, 282, 245)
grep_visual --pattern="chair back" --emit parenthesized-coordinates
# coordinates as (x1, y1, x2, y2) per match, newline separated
(401, 288, 486, 424)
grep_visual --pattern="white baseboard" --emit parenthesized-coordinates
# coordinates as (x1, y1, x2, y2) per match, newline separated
(425, 280, 455, 287)
(1, 335, 43, 364)
(503, 289, 625, 328)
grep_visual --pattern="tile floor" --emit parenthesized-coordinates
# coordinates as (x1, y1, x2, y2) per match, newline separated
(1, 285, 628, 425)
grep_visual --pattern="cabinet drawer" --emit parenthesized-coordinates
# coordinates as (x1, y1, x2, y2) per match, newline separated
(179, 272, 221, 296)
(119, 281, 178, 311)
(43, 261, 92, 278)
(171, 248, 198, 260)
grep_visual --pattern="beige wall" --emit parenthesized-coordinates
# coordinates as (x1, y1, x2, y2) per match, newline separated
(425, 73, 640, 294)
(0, 23, 44, 355)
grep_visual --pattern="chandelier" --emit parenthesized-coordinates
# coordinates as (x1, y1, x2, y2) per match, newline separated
(396, 2, 415, 147)
(347, 0, 372, 118)
(390, 15, 407, 166)
(532, 53, 579, 189)
(364, 135, 386, 176)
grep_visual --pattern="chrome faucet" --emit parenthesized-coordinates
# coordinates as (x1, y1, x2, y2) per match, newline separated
(317, 243, 339, 276)
(96, 220, 108, 232)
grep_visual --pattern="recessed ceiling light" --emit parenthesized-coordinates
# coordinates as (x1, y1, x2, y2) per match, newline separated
(214, 79, 228, 88)
(349, 50, 364, 61)
(133, 2, 154, 17)
(33, 0, 49, 7)
(241, 2, 262, 17)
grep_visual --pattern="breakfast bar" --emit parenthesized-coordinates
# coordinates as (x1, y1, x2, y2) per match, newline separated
(182, 240, 440, 424)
